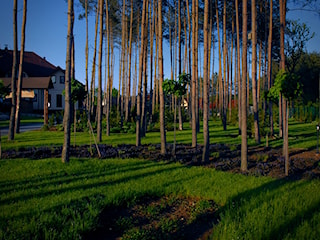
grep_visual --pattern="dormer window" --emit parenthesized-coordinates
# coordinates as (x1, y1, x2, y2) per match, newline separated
(60, 76, 65, 84)
(51, 76, 56, 83)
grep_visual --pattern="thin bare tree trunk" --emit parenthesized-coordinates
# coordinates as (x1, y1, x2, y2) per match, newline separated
(202, 0, 209, 162)
(222, 0, 227, 130)
(195, 0, 199, 133)
(241, 0, 248, 172)
(252, 0, 260, 144)
(267, 0, 274, 136)
(280, 0, 288, 175)
(90, 3, 100, 117)
(8, 0, 18, 141)
(106, 0, 110, 136)
(96, 0, 103, 142)
(191, 0, 197, 147)
(62, 0, 74, 163)
(158, 0, 166, 154)
(15, 0, 27, 134)
(85, 0, 89, 112)
(149, 0, 154, 123)
(178, 0, 183, 131)
(136, 0, 147, 146)
(216, 0, 223, 127)
(235, 0, 241, 135)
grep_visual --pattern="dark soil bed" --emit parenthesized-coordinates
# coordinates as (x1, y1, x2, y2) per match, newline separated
(2, 143, 320, 180)
(82, 195, 218, 240)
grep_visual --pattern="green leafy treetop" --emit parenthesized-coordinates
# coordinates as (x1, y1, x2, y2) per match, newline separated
(268, 70, 302, 102)
(163, 73, 190, 96)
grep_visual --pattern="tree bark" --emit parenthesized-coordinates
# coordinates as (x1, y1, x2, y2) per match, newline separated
(191, 0, 197, 147)
(8, 0, 18, 141)
(90, 3, 100, 117)
(235, 0, 241, 136)
(15, 0, 27, 134)
(136, 0, 147, 147)
(202, 0, 209, 162)
(267, 0, 274, 136)
(241, 0, 248, 172)
(85, 0, 89, 112)
(62, 0, 74, 163)
(96, 0, 103, 143)
(280, 0, 288, 176)
(158, 0, 166, 154)
(252, 0, 260, 144)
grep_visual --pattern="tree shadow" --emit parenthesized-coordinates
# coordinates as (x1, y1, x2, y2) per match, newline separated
(211, 177, 317, 239)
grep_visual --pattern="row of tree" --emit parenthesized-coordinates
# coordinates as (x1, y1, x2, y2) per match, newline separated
(7, 0, 319, 175)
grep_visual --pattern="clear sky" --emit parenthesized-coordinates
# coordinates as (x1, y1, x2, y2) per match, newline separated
(0, 0, 319, 89)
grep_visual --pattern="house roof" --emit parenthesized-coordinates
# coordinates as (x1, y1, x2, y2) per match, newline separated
(0, 48, 57, 77)
(1, 77, 54, 90)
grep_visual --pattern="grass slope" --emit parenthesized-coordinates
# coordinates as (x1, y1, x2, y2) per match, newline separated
(0, 158, 319, 239)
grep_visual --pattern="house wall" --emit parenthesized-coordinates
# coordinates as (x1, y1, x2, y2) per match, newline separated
(49, 70, 65, 111)
(32, 70, 81, 112)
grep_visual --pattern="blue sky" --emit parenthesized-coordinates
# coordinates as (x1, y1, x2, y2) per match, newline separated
(1, 0, 319, 90)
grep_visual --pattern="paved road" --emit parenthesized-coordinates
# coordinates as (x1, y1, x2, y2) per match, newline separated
(0, 123, 43, 136)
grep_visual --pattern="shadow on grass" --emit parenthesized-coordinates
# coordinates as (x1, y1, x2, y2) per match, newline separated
(0, 164, 183, 212)
(211, 177, 317, 239)
(0, 160, 158, 196)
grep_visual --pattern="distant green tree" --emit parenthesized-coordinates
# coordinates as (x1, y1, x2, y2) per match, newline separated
(163, 73, 190, 154)
(0, 80, 9, 99)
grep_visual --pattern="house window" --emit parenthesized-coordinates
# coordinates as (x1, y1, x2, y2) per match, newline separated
(51, 76, 56, 83)
(48, 94, 51, 107)
(56, 94, 62, 108)
(60, 76, 65, 84)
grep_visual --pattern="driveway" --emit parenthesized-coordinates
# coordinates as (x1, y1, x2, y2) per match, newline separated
(0, 122, 43, 136)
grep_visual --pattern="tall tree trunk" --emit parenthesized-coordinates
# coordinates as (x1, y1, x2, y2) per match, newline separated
(125, 0, 133, 122)
(202, 0, 209, 162)
(152, 1, 158, 114)
(149, 0, 154, 123)
(120, 0, 126, 124)
(252, 0, 260, 144)
(136, 0, 147, 147)
(222, 0, 227, 130)
(106, 0, 110, 136)
(158, 0, 166, 154)
(191, 0, 197, 147)
(229, 10, 234, 122)
(241, 0, 248, 172)
(280, 0, 288, 176)
(97, 0, 103, 143)
(178, 0, 183, 131)
(62, 0, 74, 163)
(195, 0, 199, 133)
(90, 3, 100, 117)
(235, 0, 241, 135)
(215, 0, 222, 128)
(85, 0, 89, 112)
(267, 0, 274, 136)
(8, 0, 18, 141)
(15, 0, 27, 134)
(141, 3, 149, 137)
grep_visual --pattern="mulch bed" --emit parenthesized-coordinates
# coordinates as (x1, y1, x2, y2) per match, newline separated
(2, 143, 319, 180)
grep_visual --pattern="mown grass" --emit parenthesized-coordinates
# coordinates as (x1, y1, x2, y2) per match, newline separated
(0, 158, 319, 239)
(1, 119, 318, 151)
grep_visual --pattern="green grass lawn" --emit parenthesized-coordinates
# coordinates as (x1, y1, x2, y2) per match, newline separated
(1, 119, 318, 151)
(0, 158, 319, 239)
(1, 119, 319, 239)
